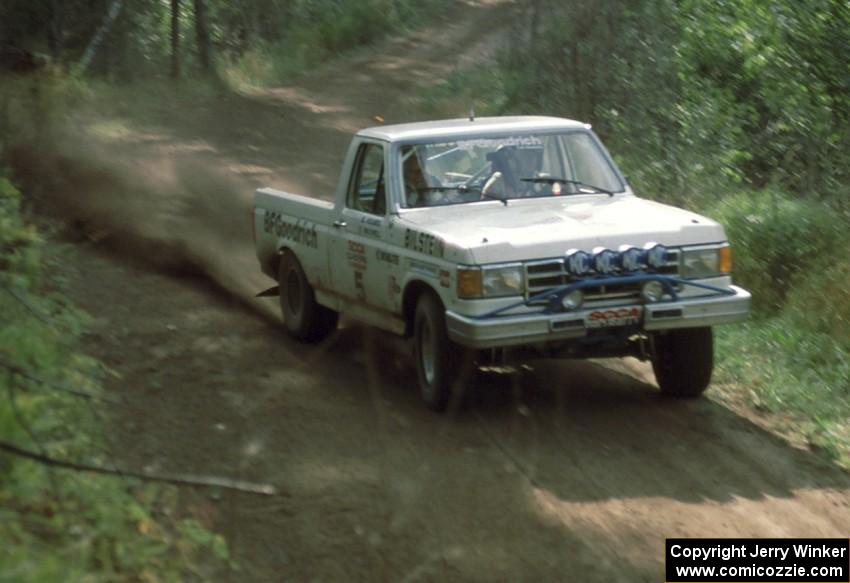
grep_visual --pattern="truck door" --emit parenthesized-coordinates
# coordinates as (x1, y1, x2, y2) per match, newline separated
(329, 141, 395, 309)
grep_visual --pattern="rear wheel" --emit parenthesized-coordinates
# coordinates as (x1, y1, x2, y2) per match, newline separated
(652, 327, 713, 397)
(278, 251, 338, 342)
(414, 293, 470, 411)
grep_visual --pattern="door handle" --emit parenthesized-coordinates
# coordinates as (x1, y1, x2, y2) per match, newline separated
(333, 220, 347, 229)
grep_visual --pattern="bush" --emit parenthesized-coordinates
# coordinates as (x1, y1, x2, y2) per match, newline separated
(785, 260, 850, 350)
(0, 171, 228, 581)
(707, 190, 849, 314)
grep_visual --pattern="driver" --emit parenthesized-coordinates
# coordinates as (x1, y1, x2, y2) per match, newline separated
(497, 146, 544, 197)
(403, 152, 440, 207)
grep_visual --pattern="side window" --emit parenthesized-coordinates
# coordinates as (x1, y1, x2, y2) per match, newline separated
(347, 143, 386, 215)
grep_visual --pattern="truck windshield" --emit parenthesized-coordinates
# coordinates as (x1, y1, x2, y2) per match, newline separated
(400, 131, 625, 208)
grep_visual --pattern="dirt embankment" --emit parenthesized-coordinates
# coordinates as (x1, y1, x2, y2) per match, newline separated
(23, 0, 850, 580)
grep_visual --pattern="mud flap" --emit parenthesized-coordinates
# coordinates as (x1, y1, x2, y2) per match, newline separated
(255, 285, 280, 298)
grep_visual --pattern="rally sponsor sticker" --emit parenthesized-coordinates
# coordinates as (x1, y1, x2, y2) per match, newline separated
(585, 307, 643, 329)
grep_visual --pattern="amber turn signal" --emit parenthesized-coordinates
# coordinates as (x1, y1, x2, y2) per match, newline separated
(719, 245, 732, 274)
(457, 268, 483, 299)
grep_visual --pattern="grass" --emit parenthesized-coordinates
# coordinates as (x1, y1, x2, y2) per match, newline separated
(714, 320, 850, 465)
(705, 191, 850, 466)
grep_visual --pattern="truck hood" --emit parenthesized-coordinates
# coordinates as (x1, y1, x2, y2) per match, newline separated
(400, 195, 725, 264)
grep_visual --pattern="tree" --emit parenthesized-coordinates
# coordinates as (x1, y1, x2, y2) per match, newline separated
(46, 0, 64, 61)
(193, 0, 211, 74)
(78, 0, 125, 75)
(170, 0, 180, 78)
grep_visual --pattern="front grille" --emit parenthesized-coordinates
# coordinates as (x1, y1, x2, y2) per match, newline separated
(525, 249, 680, 305)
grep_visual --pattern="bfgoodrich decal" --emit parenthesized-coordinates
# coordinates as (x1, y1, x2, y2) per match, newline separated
(264, 213, 318, 249)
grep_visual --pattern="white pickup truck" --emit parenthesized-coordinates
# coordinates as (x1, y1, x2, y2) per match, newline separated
(253, 116, 751, 411)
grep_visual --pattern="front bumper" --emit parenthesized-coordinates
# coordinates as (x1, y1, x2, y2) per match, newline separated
(446, 282, 751, 349)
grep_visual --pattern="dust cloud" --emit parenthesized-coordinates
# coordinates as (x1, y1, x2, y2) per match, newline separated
(12, 132, 280, 320)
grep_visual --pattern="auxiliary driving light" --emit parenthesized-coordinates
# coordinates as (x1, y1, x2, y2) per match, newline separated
(561, 289, 584, 310)
(592, 247, 618, 274)
(644, 243, 668, 269)
(619, 245, 642, 272)
(641, 280, 665, 303)
(565, 249, 591, 276)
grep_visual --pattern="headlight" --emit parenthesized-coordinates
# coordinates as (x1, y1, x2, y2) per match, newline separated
(457, 264, 524, 298)
(482, 264, 524, 297)
(681, 246, 728, 278)
(641, 280, 665, 302)
(561, 289, 584, 310)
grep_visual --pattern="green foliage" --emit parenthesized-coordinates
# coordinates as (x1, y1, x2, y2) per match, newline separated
(785, 260, 850, 351)
(706, 190, 850, 313)
(221, 0, 452, 87)
(704, 191, 850, 463)
(715, 320, 850, 465)
(495, 0, 850, 201)
(0, 172, 228, 581)
(417, 65, 511, 119)
(0, 176, 40, 279)
(1, 0, 452, 84)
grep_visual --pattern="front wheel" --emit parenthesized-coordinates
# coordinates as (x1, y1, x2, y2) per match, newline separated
(278, 251, 338, 342)
(652, 327, 714, 397)
(414, 293, 470, 412)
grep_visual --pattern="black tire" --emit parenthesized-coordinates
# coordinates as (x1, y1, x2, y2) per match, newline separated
(413, 292, 470, 412)
(652, 327, 714, 397)
(278, 251, 338, 342)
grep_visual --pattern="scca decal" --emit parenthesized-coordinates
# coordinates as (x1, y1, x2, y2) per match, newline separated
(404, 229, 445, 258)
(264, 213, 318, 249)
(586, 307, 642, 329)
(347, 240, 367, 269)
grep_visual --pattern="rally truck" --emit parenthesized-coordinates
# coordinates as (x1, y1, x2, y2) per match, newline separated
(253, 116, 751, 411)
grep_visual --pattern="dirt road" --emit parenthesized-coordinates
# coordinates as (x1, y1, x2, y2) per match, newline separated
(47, 0, 850, 580)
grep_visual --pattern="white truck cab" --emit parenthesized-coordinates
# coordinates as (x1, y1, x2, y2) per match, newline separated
(254, 116, 751, 411)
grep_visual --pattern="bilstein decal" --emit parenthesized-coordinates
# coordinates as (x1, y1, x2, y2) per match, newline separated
(404, 229, 444, 258)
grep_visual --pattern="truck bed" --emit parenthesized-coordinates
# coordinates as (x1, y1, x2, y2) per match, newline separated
(254, 188, 335, 281)
(255, 188, 334, 224)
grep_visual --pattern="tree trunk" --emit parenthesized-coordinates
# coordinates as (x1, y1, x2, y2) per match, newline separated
(78, 0, 124, 74)
(193, 0, 211, 74)
(171, 0, 181, 78)
(46, 0, 64, 61)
